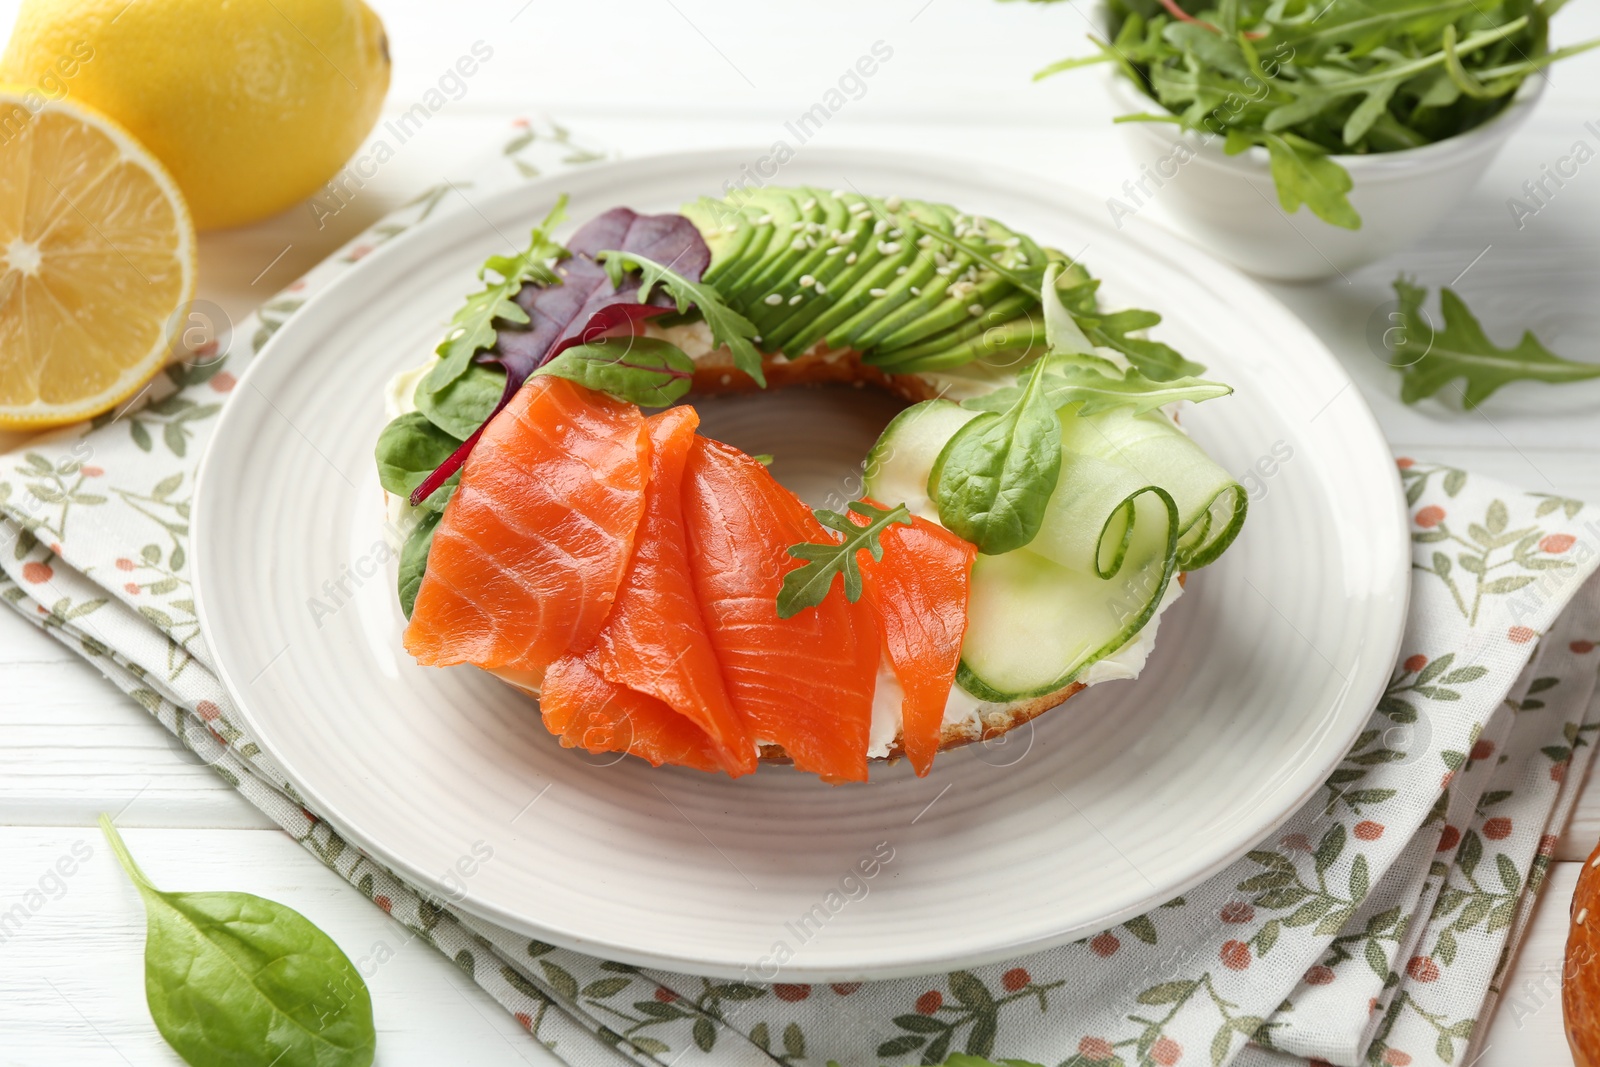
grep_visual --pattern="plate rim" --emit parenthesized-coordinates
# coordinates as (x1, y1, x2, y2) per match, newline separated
(193, 145, 1411, 979)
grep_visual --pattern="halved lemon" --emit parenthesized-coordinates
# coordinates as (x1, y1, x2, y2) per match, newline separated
(0, 87, 196, 429)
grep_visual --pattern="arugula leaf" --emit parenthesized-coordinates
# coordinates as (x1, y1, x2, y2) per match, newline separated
(430, 196, 568, 390)
(1387, 277, 1600, 408)
(100, 815, 376, 1067)
(1030, 0, 1600, 230)
(535, 336, 695, 408)
(932, 353, 1063, 555)
(962, 363, 1232, 415)
(399, 511, 441, 619)
(777, 500, 911, 618)
(595, 250, 766, 387)
(1261, 133, 1360, 230)
(376, 412, 463, 512)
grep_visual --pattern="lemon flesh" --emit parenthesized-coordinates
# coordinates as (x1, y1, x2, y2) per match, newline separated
(0, 91, 195, 428)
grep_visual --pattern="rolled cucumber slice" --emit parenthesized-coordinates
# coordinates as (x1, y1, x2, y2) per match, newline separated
(863, 396, 1214, 702)
(956, 486, 1178, 701)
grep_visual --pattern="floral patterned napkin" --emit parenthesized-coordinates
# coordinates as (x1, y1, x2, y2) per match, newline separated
(3, 122, 1598, 1067)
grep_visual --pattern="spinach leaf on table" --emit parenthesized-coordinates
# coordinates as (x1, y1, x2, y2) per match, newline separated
(100, 815, 376, 1067)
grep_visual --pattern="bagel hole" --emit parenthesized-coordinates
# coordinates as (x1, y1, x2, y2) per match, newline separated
(685, 384, 910, 510)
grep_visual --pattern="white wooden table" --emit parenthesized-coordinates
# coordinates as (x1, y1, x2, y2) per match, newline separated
(3, 1, 1599, 1062)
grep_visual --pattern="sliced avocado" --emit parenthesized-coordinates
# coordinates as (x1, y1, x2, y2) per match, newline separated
(867, 217, 1033, 352)
(711, 191, 798, 296)
(761, 193, 886, 352)
(878, 312, 1047, 373)
(741, 189, 828, 303)
(743, 188, 851, 335)
(681, 197, 754, 286)
(821, 201, 953, 352)
(780, 198, 936, 356)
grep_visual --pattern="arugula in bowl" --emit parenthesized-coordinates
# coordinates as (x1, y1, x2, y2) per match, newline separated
(1032, 0, 1600, 228)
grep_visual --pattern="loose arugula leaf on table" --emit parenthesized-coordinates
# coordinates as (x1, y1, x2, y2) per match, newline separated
(595, 249, 766, 386)
(1387, 277, 1600, 408)
(409, 204, 713, 506)
(777, 500, 912, 618)
(100, 815, 376, 1067)
(535, 336, 696, 408)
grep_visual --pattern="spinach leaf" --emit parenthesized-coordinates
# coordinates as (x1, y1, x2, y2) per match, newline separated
(777, 500, 912, 618)
(536, 336, 695, 408)
(100, 815, 376, 1067)
(931, 354, 1062, 555)
(399, 510, 442, 619)
(375, 412, 463, 512)
(595, 250, 765, 386)
(414, 362, 505, 440)
(1387, 277, 1600, 408)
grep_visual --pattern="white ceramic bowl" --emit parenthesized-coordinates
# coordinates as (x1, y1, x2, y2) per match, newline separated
(1104, 72, 1543, 281)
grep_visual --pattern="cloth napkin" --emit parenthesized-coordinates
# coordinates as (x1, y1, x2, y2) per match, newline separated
(4, 120, 1598, 1067)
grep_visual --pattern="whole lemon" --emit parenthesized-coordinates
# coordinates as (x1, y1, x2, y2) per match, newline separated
(1, 0, 390, 230)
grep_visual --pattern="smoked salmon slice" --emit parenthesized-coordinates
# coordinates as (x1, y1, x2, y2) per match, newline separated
(854, 504, 976, 777)
(588, 406, 756, 775)
(682, 437, 880, 782)
(403, 376, 650, 674)
(540, 654, 725, 773)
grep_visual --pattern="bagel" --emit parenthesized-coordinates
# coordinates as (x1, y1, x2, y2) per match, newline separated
(1567, 840, 1600, 1065)
(376, 187, 1243, 779)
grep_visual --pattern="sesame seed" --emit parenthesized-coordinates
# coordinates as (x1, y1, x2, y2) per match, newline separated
(757, 214, 774, 225)
(934, 252, 949, 268)
(846, 252, 858, 264)
(869, 288, 888, 298)
(968, 304, 985, 316)
(878, 241, 901, 255)
(889, 229, 903, 239)
(800, 275, 816, 288)
(720, 373, 732, 385)
(789, 294, 804, 306)
(764, 294, 783, 306)
(896, 266, 908, 275)
(834, 231, 855, 246)
(805, 236, 818, 249)
(814, 282, 826, 295)
(1593, 855, 1600, 868)
(790, 237, 807, 250)
(802, 197, 817, 211)
(1003, 237, 1021, 248)
(885, 195, 902, 211)
(831, 188, 847, 198)
(807, 221, 824, 233)
(790, 221, 805, 231)
(936, 266, 952, 276)
(1583, 908, 1591, 926)
(723, 224, 739, 233)
(849, 201, 872, 215)
(826, 246, 843, 256)
(874, 219, 889, 235)
(910, 287, 921, 296)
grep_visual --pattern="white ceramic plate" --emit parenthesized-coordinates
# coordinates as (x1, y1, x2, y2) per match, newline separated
(193, 149, 1409, 981)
